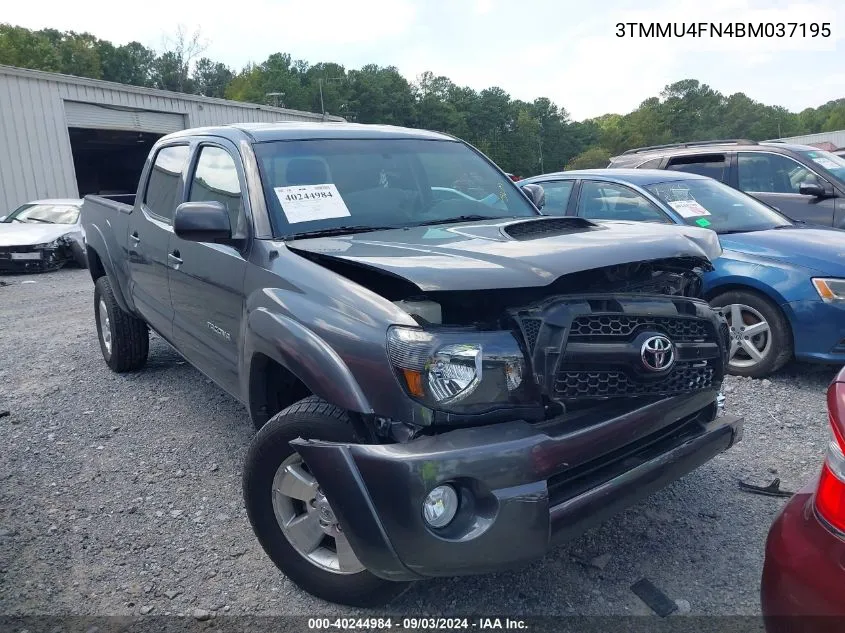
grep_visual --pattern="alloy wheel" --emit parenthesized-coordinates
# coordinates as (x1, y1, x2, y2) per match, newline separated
(271, 453, 364, 574)
(718, 303, 772, 370)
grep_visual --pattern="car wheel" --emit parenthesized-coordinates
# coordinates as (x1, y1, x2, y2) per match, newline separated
(94, 276, 149, 372)
(710, 290, 792, 378)
(243, 395, 411, 607)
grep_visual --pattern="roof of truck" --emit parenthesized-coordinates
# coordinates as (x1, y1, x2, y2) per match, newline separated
(165, 122, 456, 143)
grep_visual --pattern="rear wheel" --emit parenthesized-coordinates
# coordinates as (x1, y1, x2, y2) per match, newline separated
(710, 289, 792, 378)
(243, 396, 410, 607)
(94, 276, 149, 372)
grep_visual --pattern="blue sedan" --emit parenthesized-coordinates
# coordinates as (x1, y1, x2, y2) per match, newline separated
(519, 169, 845, 378)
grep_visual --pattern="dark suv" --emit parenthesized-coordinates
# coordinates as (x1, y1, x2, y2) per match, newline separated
(608, 139, 845, 229)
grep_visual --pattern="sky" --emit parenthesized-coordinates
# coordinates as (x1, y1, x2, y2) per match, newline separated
(4, 0, 844, 120)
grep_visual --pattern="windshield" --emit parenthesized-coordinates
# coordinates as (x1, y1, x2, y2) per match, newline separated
(253, 139, 537, 238)
(798, 149, 845, 181)
(4, 203, 80, 225)
(645, 178, 791, 234)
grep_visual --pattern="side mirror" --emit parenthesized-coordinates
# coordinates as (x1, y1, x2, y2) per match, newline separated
(0, 216, 6, 222)
(173, 201, 232, 242)
(799, 180, 834, 198)
(521, 183, 545, 210)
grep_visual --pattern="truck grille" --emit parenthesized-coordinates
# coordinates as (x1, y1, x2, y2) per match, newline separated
(511, 294, 726, 403)
(555, 363, 715, 400)
(569, 315, 709, 341)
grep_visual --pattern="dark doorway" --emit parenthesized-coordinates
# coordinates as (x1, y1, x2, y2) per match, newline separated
(68, 128, 163, 197)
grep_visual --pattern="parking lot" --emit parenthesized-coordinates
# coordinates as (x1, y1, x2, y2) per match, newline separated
(0, 267, 837, 617)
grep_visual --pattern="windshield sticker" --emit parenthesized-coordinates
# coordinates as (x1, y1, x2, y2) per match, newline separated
(274, 184, 351, 224)
(423, 228, 454, 239)
(811, 157, 840, 170)
(695, 218, 712, 227)
(668, 199, 711, 218)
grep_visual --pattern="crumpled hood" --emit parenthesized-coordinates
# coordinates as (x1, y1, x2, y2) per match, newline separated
(720, 225, 845, 276)
(0, 223, 79, 247)
(287, 217, 722, 291)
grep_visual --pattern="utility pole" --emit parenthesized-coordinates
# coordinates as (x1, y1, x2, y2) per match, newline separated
(318, 77, 346, 119)
(538, 134, 544, 174)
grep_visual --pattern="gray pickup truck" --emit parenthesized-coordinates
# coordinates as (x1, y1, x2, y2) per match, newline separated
(81, 122, 742, 607)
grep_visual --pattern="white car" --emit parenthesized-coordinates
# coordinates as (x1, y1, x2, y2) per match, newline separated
(0, 198, 87, 273)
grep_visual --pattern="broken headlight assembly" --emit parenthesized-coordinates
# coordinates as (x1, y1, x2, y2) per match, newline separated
(387, 325, 538, 416)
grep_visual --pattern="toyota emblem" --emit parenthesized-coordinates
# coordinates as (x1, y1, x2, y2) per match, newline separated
(641, 335, 675, 372)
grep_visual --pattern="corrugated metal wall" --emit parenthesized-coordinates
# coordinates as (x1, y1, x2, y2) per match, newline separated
(0, 65, 342, 212)
(766, 130, 845, 149)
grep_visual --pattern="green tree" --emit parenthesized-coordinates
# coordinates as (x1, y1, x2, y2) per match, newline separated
(0, 24, 59, 71)
(39, 29, 102, 78)
(566, 146, 612, 169)
(97, 42, 156, 86)
(192, 57, 233, 98)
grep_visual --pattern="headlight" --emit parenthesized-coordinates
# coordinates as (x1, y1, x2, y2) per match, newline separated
(386, 326, 534, 414)
(32, 238, 62, 250)
(812, 278, 845, 302)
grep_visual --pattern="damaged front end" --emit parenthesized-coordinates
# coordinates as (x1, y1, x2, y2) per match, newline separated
(379, 258, 728, 432)
(0, 236, 78, 273)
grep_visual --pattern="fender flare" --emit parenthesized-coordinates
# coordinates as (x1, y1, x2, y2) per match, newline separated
(84, 224, 135, 314)
(243, 307, 373, 417)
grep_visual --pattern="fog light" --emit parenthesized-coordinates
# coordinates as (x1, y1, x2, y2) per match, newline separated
(422, 485, 459, 528)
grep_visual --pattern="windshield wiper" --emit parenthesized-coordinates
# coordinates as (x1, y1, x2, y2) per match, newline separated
(285, 225, 398, 239)
(716, 229, 754, 235)
(416, 214, 510, 227)
(24, 217, 53, 224)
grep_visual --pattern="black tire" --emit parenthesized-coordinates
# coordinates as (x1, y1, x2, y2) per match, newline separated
(710, 289, 792, 378)
(243, 395, 411, 607)
(94, 276, 149, 372)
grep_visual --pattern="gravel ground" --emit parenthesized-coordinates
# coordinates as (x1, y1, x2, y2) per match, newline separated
(0, 268, 838, 618)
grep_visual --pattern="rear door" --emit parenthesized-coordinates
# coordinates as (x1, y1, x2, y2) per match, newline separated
(126, 144, 190, 341)
(168, 140, 250, 395)
(734, 151, 836, 226)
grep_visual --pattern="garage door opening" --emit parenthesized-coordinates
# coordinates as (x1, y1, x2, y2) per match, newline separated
(69, 128, 163, 197)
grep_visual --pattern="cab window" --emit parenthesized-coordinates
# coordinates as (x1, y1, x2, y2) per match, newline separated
(188, 146, 248, 239)
(143, 145, 190, 222)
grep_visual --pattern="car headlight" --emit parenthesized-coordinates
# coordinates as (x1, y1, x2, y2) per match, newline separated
(32, 238, 62, 250)
(812, 278, 845, 302)
(386, 326, 535, 414)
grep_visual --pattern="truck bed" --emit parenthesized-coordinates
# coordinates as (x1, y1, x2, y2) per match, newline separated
(80, 194, 136, 310)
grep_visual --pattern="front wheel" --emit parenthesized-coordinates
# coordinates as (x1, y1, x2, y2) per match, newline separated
(710, 289, 792, 378)
(243, 396, 411, 607)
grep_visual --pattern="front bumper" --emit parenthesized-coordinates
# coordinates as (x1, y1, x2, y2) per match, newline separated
(293, 390, 743, 581)
(0, 247, 66, 273)
(786, 300, 845, 363)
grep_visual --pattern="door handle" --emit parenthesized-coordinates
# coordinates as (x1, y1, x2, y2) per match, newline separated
(168, 250, 182, 266)
(130, 231, 141, 244)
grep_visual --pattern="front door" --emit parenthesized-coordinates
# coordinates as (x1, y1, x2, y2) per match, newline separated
(168, 142, 249, 395)
(126, 144, 191, 341)
(736, 152, 836, 226)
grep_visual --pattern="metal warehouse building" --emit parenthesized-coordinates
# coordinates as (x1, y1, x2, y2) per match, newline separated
(766, 129, 845, 151)
(0, 65, 343, 212)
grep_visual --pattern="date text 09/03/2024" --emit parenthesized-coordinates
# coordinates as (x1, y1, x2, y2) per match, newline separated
(307, 618, 528, 630)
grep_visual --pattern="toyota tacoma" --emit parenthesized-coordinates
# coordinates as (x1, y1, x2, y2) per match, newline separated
(80, 122, 742, 606)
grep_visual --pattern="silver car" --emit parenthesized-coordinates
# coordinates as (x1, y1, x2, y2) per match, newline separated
(0, 198, 87, 273)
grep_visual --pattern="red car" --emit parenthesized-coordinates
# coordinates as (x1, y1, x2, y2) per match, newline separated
(761, 365, 845, 632)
